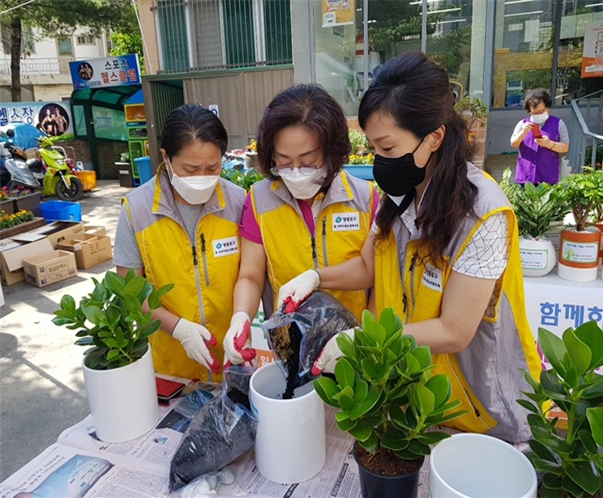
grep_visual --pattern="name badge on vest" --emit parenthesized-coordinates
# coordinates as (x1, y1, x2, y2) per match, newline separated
(212, 236, 239, 258)
(332, 212, 360, 232)
(422, 264, 443, 292)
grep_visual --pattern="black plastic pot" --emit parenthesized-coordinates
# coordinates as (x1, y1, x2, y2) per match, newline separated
(353, 444, 424, 498)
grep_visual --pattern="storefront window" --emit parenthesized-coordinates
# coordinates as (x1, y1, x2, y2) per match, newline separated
(313, 0, 485, 117)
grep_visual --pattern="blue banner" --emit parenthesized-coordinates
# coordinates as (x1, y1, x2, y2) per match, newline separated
(69, 54, 141, 90)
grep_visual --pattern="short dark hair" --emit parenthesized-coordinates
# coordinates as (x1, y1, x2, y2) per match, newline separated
(256, 84, 351, 186)
(523, 89, 552, 112)
(160, 104, 228, 159)
(359, 51, 477, 268)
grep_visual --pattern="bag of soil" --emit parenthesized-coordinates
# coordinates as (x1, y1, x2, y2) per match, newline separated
(168, 366, 258, 492)
(261, 290, 358, 398)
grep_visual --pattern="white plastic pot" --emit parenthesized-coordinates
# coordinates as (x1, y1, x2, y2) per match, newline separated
(558, 226, 600, 283)
(83, 345, 158, 443)
(249, 362, 326, 484)
(519, 235, 556, 277)
(429, 433, 537, 498)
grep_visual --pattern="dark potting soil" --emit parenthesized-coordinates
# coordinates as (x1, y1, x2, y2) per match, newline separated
(227, 387, 251, 411)
(269, 322, 302, 399)
(355, 445, 423, 477)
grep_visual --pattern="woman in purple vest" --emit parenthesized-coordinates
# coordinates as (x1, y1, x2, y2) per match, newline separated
(510, 89, 569, 185)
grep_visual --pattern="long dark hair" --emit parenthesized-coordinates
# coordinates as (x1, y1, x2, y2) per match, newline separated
(359, 52, 477, 268)
(256, 84, 351, 188)
(160, 104, 228, 159)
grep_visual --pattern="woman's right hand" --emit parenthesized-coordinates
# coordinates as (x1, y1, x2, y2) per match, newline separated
(277, 269, 321, 313)
(172, 318, 220, 374)
(223, 311, 256, 366)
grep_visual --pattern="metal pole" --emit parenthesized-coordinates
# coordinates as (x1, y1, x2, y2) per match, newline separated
(363, 0, 369, 95)
(421, 0, 427, 53)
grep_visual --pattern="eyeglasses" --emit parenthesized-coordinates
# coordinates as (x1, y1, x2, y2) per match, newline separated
(272, 164, 321, 177)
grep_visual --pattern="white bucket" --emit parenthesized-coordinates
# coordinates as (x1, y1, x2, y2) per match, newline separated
(83, 346, 158, 443)
(429, 433, 537, 498)
(249, 362, 326, 484)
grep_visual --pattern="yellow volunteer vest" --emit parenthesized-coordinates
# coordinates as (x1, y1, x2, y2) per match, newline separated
(374, 165, 541, 443)
(250, 171, 376, 320)
(123, 167, 244, 381)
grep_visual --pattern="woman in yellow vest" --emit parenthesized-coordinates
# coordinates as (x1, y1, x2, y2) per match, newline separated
(278, 53, 541, 443)
(222, 84, 379, 366)
(114, 104, 245, 381)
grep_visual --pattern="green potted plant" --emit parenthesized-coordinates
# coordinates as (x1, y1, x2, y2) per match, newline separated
(454, 96, 489, 168)
(313, 308, 465, 498)
(519, 323, 603, 498)
(52, 269, 174, 443)
(499, 169, 569, 277)
(555, 168, 603, 282)
(345, 129, 375, 181)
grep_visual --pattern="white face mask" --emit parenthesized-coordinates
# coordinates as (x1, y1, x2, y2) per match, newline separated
(166, 159, 219, 205)
(280, 167, 328, 200)
(530, 113, 549, 125)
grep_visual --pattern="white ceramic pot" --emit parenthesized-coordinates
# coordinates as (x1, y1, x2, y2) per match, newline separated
(429, 433, 537, 498)
(519, 235, 556, 277)
(249, 362, 326, 484)
(83, 345, 158, 443)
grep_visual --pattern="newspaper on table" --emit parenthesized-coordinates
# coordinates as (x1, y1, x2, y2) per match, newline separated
(0, 379, 436, 498)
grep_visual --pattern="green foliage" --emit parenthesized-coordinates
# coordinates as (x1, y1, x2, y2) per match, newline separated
(556, 168, 603, 231)
(220, 167, 264, 191)
(110, 31, 145, 75)
(520, 323, 603, 498)
(314, 308, 466, 461)
(52, 270, 173, 370)
(454, 96, 489, 128)
(499, 169, 569, 238)
(349, 129, 371, 155)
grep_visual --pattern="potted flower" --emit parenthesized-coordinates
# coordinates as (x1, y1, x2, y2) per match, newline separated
(499, 169, 569, 277)
(454, 96, 489, 168)
(555, 168, 603, 282)
(345, 129, 375, 181)
(52, 269, 174, 443)
(519, 323, 603, 498)
(313, 308, 465, 498)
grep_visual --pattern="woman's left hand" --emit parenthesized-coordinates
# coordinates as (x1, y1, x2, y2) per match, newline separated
(535, 136, 554, 150)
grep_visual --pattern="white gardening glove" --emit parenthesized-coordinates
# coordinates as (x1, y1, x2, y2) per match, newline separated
(311, 328, 356, 376)
(172, 318, 220, 374)
(223, 311, 256, 367)
(277, 269, 321, 313)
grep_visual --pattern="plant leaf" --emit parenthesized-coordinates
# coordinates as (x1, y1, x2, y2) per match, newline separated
(566, 461, 600, 495)
(563, 328, 591, 376)
(335, 358, 355, 388)
(313, 376, 339, 405)
(348, 421, 373, 442)
(574, 320, 603, 370)
(586, 407, 603, 447)
(381, 429, 410, 451)
(539, 328, 567, 375)
(82, 305, 105, 326)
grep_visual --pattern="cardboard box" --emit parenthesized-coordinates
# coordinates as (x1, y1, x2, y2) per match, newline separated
(83, 225, 106, 236)
(57, 234, 113, 269)
(0, 236, 54, 285)
(23, 250, 77, 287)
(26, 221, 84, 249)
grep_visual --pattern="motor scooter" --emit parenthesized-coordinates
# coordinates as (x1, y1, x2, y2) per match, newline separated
(27, 131, 83, 201)
(0, 129, 41, 191)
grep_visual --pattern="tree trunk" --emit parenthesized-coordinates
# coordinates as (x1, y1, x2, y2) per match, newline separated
(10, 17, 22, 102)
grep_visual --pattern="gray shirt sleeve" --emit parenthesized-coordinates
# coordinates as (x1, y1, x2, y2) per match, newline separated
(558, 119, 569, 143)
(113, 203, 144, 269)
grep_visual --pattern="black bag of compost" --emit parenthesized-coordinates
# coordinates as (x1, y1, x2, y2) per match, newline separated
(168, 366, 257, 491)
(261, 290, 358, 398)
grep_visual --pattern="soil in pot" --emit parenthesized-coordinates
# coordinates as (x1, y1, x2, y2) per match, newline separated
(354, 443, 423, 498)
(269, 322, 302, 399)
(355, 445, 422, 476)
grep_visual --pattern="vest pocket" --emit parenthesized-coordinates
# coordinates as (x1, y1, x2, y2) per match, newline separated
(433, 353, 498, 433)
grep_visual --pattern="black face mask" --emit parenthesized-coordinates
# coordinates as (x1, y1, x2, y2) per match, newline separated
(373, 139, 427, 197)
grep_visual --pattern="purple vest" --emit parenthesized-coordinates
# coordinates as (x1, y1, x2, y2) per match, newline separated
(515, 115, 561, 185)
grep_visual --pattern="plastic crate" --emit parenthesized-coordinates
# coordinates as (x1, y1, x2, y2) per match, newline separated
(125, 104, 146, 123)
(76, 170, 97, 191)
(134, 157, 153, 185)
(41, 200, 82, 222)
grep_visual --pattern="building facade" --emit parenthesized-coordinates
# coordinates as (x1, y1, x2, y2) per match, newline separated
(138, 0, 603, 162)
(0, 27, 108, 102)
